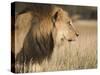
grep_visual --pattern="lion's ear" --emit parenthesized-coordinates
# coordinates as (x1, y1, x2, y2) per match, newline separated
(52, 11, 59, 27)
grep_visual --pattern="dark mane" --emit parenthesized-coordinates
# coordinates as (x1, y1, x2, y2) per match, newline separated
(16, 23, 54, 64)
(16, 5, 55, 64)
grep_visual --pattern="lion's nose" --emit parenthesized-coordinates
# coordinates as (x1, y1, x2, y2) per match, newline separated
(75, 33, 79, 37)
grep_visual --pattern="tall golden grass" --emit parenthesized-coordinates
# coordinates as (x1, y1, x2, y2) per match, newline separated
(15, 20, 97, 73)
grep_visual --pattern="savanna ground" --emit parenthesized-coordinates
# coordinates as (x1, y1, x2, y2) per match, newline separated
(15, 19, 97, 73)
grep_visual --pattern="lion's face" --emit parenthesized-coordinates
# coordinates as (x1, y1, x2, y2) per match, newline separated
(52, 8, 79, 46)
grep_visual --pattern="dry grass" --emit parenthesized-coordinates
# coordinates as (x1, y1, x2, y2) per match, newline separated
(15, 20, 97, 73)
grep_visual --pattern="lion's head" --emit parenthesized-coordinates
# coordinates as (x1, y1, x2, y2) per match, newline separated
(52, 7, 79, 46)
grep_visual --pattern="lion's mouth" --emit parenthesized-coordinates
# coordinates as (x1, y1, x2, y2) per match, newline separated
(68, 39, 75, 42)
(68, 39, 74, 42)
(61, 36, 75, 42)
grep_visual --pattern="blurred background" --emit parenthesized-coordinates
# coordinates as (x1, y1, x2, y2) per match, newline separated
(61, 5, 97, 20)
(14, 2, 97, 20)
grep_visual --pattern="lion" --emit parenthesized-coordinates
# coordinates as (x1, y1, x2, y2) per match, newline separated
(11, 4, 79, 72)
